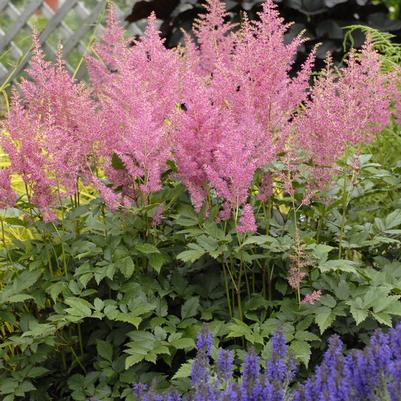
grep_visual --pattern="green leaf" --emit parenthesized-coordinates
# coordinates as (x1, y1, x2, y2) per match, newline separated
(27, 367, 49, 378)
(148, 253, 164, 273)
(109, 312, 142, 328)
(197, 235, 219, 252)
(241, 235, 270, 247)
(79, 273, 93, 288)
(318, 260, 359, 275)
(94, 298, 104, 311)
(177, 248, 205, 263)
(227, 319, 253, 339)
(97, 339, 113, 362)
(384, 209, 401, 229)
(48, 281, 67, 302)
(8, 294, 33, 303)
(315, 308, 336, 334)
(309, 244, 334, 263)
(294, 331, 320, 342)
(371, 312, 392, 327)
(112, 152, 125, 170)
(119, 256, 135, 279)
(383, 301, 401, 316)
(181, 296, 200, 319)
(172, 360, 193, 380)
(349, 305, 369, 325)
(170, 337, 195, 350)
(64, 297, 92, 318)
(290, 340, 311, 366)
(125, 354, 144, 369)
(136, 243, 160, 255)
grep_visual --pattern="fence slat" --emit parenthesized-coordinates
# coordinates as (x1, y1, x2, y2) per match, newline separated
(0, 0, 142, 85)
(0, 0, 9, 13)
(0, 0, 43, 53)
(39, 0, 78, 42)
(62, 1, 105, 57)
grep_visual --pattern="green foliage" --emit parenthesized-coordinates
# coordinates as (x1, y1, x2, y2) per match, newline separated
(1, 142, 401, 400)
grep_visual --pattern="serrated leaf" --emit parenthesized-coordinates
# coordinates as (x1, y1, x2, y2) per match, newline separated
(148, 253, 164, 273)
(181, 296, 200, 319)
(349, 305, 369, 325)
(27, 367, 49, 378)
(97, 339, 113, 362)
(177, 248, 205, 263)
(64, 297, 92, 317)
(8, 294, 33, 303)
(94, 298, 104, 311)
(385, 209, 401, 229)
(119, 256, 135, 278)
(137, 243, 160, 255)
(79, 273, 93, 288)
(371, 312, 392, 327)
(294, 330, 320, 342)
(290, 340, 311, 366)
(315, 308, 336, 334)
(170, 337, 195, 350)
(319, 260, 359, 275)
(109, 312, 142, 328)
(125, 354, 145, 369)
(241, 235, 270, 247)
(172, 360, 193, 380)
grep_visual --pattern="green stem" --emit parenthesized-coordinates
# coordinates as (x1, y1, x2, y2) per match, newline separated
(77, 324, 84, 356)
(338, 175, 348, 259)
(46, 243, 54, 278)
(237, 262, 244, 321)
(70, 346, 86, 373)
(56, 186, 68, 276)
(222, 262, 233, 317)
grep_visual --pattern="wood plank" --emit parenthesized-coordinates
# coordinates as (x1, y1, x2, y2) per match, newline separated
(38, 0, 79, 43)
(0, 0, 43, 53)
(62, 0, 106, 57)
(0, 0, 9, 13)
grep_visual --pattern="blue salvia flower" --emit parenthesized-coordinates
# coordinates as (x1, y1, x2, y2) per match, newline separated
(266, 331, 287, 384)
(387, 360, 401, 401)
(130, 325, 401, 401)
(241, 351, 262, 401)
(192, 325, 213, 385)
(196, 324, 213, 355)
(218, 348, 234, 382)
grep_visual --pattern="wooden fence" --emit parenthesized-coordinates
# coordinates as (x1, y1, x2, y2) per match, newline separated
(0, 0, 141, 85)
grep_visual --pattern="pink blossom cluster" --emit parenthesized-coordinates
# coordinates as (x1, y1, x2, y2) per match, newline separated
(0, 0, 399, 225)
(1, 37, 99, 220)
(301, 290, 322, 305)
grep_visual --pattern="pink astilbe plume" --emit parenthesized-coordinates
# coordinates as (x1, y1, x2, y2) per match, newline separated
(174, 0, 315, 222)
(192, 0, 235, 74)
(301, 290, 322, 305)
(236, 204, 257, 234)
(173, 72, 224, 211)
(292, 40, 396, 189)
(0, 169, 16, 209)
(87, 9, 180, 206)
(2, 36, 99, 219)
(2, 0, 398, 225)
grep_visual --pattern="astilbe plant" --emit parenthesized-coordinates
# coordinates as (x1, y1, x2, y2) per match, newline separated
(131, 324, 401, 401)
(0, 0, 399, 226)
(1, 36, 100, 220)
(87, 10, 181, 206)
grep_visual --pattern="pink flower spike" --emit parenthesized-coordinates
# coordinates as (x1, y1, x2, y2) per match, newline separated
(301, 290, 322, 305)
(236, 204, 257, 234)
